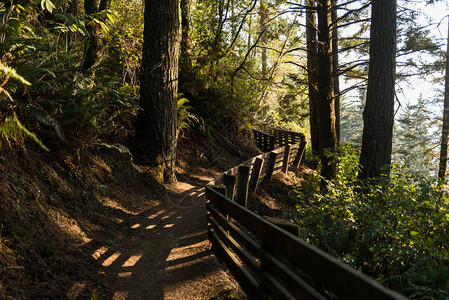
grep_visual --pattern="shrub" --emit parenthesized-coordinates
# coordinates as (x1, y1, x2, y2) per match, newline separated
(289, 145, 449, 299)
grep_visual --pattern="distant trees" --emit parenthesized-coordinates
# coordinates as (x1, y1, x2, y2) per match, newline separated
(358, 0, 397, 179)
(136, 0, 179, 184)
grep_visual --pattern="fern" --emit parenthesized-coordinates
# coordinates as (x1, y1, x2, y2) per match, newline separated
(0, 115, 49, 151)
(177, 94, 198, 131)
(28, 105, 65, 140)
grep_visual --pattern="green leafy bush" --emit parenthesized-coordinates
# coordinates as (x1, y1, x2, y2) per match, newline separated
(289, 146, 449, 299)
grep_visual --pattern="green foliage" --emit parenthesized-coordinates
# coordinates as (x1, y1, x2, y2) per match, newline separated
(289, 145, 449, 299)
(177, 94, 198, 132)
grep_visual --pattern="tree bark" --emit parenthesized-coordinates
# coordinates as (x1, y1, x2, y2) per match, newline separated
(317, 0, 337, 184)
(82, 0, 99, 71)
(82, 0, 111, 71)
(438, 18, 449, 181)
(180, 0, 191, 68)
(306, 0, 319, 154)
(69, 0, 79, 15)
(331, 0, 340, 147)
(136, 0, 179, 184)
(358, 0, 397, 179)
(259, 0, 268, 118)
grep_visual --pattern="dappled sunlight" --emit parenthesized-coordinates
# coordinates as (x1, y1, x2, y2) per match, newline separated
(117, 272, 132, 278)
(164, 223, 174, 228)
(145, 224, 156, 230)
(98, 196, 140, 216)
(122, 254, 143, 267)
(102, 252, 122, 267)
(112, 291, 129, 300)
(148, 209, 166, 219)
(92, 246, 108, 260)
(166, 241, 207, 262)
(130, 223, 140, 229)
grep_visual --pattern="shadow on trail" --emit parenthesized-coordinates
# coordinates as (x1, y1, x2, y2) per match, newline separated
(67, 171, 238, 300)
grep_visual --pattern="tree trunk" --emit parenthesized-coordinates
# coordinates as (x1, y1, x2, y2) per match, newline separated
(136, 0, 179, 184)
(317, 0, 337, 184)
(180, 0, 191, 64)
(438, 18, 449, 181)
(82, 0, 99, 71)
(259, 0, 268, 118)
(331, 0, 340, 147)
(260, 0, 268, 77)
(99, 0, 111, 11)
(358, 0, 397, 179)
(69, 0, 79, 15)
(179, 0, 192, 92)
(306, 0, 319, 154)
(82, 0, 111, 71)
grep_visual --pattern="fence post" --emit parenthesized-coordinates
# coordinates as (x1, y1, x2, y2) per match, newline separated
(269, 134, 275, 151)
(293, 141, 306, 169)
(223, 174, 237, 201)
(266, 152, 278, 181)
(237, 165, 250, 207)
(282, 145, 291, 174)
(249, 158, 264, 192)
(211, 185, 227, 196)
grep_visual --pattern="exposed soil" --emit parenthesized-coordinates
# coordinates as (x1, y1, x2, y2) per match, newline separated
(0, 122, 259, 299)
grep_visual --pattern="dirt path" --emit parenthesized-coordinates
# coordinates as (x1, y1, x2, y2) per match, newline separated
(73, 171, 246, 300)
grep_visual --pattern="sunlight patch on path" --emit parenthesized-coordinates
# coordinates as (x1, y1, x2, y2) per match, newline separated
(122, 254, 143, 267)
(92, 246, 108, 260)
(102, 252, 122, 267)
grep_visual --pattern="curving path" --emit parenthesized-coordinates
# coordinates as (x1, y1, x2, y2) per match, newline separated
(71, 171, 246, 300)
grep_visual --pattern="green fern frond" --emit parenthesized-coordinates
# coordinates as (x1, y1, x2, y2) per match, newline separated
(28, 106, 65, 140)
(0, 116, 49, 151)
(0, 61, 31, 86)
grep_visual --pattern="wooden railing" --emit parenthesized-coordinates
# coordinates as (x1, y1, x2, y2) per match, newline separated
(205, 124, 408, 300)
(253, 122, 306, 149)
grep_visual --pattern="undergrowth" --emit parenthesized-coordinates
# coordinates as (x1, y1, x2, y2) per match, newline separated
(289, 146, 449, 299)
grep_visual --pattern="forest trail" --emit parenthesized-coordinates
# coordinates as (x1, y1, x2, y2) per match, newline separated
(73, 170, 246, 300)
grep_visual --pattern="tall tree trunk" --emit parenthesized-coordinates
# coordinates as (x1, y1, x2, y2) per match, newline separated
(317, 0, 337, 184)
(180, 0, 191, 67)
(438, 18, 449, 181)
(259, 0, 268, 118)
(82, 0, 111, 71)
(136, 0, 179, 184)
(306, 0, 319, 154)
(99, 0, 111, 11)
(358, 0, 397, 179)
(69, 0, 79, 14)
(82, 0, 99, 71)
(260, 0, 268, 77)
(331, 0, 340, 147)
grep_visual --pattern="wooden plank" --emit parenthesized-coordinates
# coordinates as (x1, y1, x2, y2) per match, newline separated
(223, 174, 237, 201)
(265, 152, 278, 181)
(208, 203, 325, 300)
(208, 229, 263, 299)
(209, 216, 296, 300)
(237, 165, 250, 207)
(282, 145, 291, 174)
(293, 141, 307, 169)
(211, 185, 226, 196)
(206, 187, 409, 300)
(249, 157, 264, 192)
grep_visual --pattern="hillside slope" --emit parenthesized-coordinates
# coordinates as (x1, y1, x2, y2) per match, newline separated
(0, 123, 257, 299)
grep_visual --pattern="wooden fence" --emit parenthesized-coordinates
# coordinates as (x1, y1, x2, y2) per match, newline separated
(205, 124, 409, 300)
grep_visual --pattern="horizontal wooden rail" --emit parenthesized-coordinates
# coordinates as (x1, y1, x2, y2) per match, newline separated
(205, 124, 409, 300)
